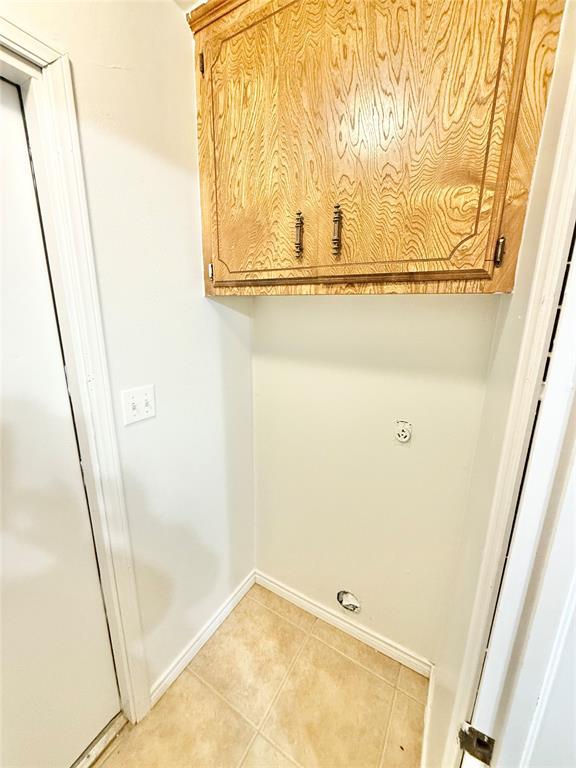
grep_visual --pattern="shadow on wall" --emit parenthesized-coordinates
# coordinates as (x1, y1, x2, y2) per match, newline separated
(125, 481, 219, 645)
(0, 399, 218, 690)
(210, 295, 255, 585)
(253, 293, 502, 379)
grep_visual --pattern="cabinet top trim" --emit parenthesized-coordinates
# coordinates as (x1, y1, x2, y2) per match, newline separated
(187, 0, 251, 33)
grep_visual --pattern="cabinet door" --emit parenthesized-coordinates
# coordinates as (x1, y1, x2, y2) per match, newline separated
(312, 0, 527, 283)
(200, 0, 541, 287)
(205, 3, 319, 285)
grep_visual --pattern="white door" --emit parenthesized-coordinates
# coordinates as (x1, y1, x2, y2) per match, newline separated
(462, 239, 576, 768)
(1, 78, 120, 767)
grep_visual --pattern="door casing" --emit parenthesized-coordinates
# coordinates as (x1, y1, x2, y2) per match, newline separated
(0, 19, 151, 724)
(442, 12, 576, 768)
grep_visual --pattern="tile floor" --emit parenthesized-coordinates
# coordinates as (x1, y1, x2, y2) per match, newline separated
(95, 585, 428, 768)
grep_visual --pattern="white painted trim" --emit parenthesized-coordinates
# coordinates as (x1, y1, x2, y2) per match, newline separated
(469, 257, 576, 737)
(421, 665, 436, 768)
(255, 571, 432, 678)
(520, 572, 576, 767)
(0, 16, 60, 68)
(150, 572, 257, 706)
(0, 25, 151, 723)
(151, 568, 432, 710)
(451, 23, 576, 767)
(72, 713, 127, 768)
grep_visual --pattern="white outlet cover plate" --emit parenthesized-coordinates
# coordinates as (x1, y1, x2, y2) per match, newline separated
(394, 420, 413, 443)
(121, 384, 155, 426)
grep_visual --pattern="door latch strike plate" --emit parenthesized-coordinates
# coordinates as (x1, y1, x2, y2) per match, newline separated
(458, 723, 495, 765)
(208, 262, 214, 280)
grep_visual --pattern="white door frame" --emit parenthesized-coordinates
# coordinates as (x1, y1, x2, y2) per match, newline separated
(463, 230, 576, 766)
(0, 18, 151, 723)
(444, 17, 576, 767)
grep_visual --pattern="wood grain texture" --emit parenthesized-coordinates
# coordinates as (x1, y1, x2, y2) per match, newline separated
(493, 0, 564, 292)
(191, 0, 563, 295)
(188, 0, 252, 33)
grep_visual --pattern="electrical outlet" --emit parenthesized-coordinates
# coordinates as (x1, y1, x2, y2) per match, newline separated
(394, 420, 413, 443)
(121, 385, 155, 426)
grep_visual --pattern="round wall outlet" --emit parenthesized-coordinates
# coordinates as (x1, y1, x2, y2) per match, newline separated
(394, 420, 413, 443)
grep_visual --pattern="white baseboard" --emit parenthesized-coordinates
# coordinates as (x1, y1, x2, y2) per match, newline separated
(420, 664, 436, 768)
(150, 571, 256, 705)
(255, 570, 433, 678)
(150, 568, 433, 712)
(149, 569, 433, 766)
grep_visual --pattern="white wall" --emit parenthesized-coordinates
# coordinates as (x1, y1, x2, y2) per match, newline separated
(0, 0, 255, 691)
(254, 294, 499, 662)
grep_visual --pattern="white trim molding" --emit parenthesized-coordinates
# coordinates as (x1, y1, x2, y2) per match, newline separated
(465, 223, 576, 766)
(0, 16, 59, 68)
(255, 571, 433, 678)
(0, 23, 151, 722)
(151, 568, 433, 713)
(150, 572, 256, 706)
(447, 16, 576, 767)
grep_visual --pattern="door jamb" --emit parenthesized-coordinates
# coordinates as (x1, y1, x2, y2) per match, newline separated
(443, 20, 576, 768)
(0, 17, 151, 722)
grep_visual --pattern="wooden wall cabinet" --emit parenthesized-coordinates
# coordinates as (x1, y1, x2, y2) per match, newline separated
(188, 0, 563, 296)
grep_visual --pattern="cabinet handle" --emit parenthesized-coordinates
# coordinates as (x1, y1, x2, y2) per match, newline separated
(332, 204, 342, 257)
(295, 210, 304, 257)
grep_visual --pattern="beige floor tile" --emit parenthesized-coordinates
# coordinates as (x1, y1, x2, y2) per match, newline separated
(241, 735, 299, 768)
(248, 585, 316, 631)
(312, 620, 400, 686)
(380, 691, 425, 768)
(97, 672, 254, 768)
(262, 637, 394, 768)
(189, 597, 306, 724)
(397, 666, 428, 704)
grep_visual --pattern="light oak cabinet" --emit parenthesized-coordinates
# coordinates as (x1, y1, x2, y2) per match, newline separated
(188, 0, 563, 296)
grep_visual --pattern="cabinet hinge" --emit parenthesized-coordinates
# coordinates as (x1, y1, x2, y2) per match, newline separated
(208, 262, 214, 280)
(458, 723, 495, 765)
(199, 52, 205, 77)
(494, 235, 506, 267)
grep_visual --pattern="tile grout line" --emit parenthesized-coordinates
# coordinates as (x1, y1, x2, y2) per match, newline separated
(310, 634, 400, 690)
(189, 591, 425, 766)
(257, 731, 303, 768)
(253, 630, 314, 766)
(250, 589, 429, 705)
(378, 686, 399, 768)
(256, 628, 313, 731)
(185, 596, 314, 768)
(395, 686, 429, 708)
(309, 633, 428, 706)
(236, 598, 315, 768)
(185, 668, 260, 730)
(308, 635, 428, 707)
(235, 729, 259, 768)
(244, 594, 316, 633)
(249, 592, 428, 701)
(96, 589, 427, 768)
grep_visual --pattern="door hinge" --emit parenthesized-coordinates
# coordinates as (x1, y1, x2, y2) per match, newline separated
(199, 51, 205, 76)
(208, 262, 214, 280)
(494, 235, 506, 267)
(458, 723, 495, 765)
